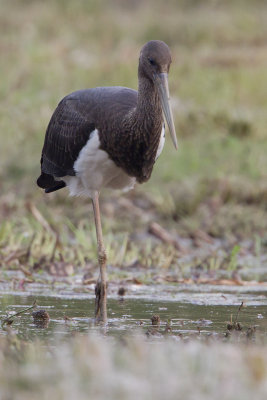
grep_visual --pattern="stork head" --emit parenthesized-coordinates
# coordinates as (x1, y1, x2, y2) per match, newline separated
(139, 40, 178, 150)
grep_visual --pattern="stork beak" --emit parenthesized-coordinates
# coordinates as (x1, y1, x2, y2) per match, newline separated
(155, 72, 178, 150)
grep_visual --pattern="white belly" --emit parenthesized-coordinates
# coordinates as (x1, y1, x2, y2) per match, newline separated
(62, 129, 136, 198)
(155, 124, 165, 160)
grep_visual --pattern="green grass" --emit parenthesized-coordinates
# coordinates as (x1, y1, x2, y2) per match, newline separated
(0, 0, 267, 277)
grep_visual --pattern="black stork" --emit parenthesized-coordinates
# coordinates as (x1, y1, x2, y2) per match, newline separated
(37, 40, 178, 323)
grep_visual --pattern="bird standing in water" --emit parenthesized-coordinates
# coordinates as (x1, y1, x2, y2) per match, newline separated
(37, 40, 178, 323)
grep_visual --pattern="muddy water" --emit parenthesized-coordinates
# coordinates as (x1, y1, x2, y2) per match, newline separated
(1, 284, 267, 341)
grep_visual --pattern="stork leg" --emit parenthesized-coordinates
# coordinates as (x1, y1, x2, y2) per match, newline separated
(92, 191, 107, 323)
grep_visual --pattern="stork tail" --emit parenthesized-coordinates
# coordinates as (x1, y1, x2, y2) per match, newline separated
(37, 172, 66, 193)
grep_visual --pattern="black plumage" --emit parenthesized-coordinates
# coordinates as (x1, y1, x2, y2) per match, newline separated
(37, 41, 177, 194)
(37, 85, 162, 192)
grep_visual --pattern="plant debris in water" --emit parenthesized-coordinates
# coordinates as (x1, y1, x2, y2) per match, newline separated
(32, 309, 50, 328)
(1, 300, 37, 327)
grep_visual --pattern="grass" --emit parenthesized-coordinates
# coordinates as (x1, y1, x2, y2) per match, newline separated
(0, 0, 267, 278)
(1, 331, 267, 400)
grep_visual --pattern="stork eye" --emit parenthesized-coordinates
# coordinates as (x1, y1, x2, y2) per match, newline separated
(148, 58, 156, 66)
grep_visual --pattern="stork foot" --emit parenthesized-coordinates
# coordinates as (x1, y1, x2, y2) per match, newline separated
(95, 280, 107, 323)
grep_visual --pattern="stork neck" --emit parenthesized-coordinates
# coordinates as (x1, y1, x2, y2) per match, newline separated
(135, 75, 163, 131)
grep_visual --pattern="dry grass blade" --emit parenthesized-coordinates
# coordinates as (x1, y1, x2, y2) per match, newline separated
(148, 222, 185, 252)
(4, 249, 27, 265)
(19, 265, 33, 277)
(26, 202, 55, 235)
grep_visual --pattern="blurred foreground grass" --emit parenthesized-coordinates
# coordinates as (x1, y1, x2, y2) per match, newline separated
(1, 332, 267, 400)
(0, 0, 267, 279)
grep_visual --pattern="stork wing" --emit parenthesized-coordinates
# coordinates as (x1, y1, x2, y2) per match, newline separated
(40, 97, 95, 177)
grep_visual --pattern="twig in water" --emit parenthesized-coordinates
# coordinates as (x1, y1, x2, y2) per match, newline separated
(234, 301, 244, 324)
(1, 300, 37, 326)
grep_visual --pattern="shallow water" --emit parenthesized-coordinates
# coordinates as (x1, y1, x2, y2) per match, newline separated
(1, 283, 267, 341)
